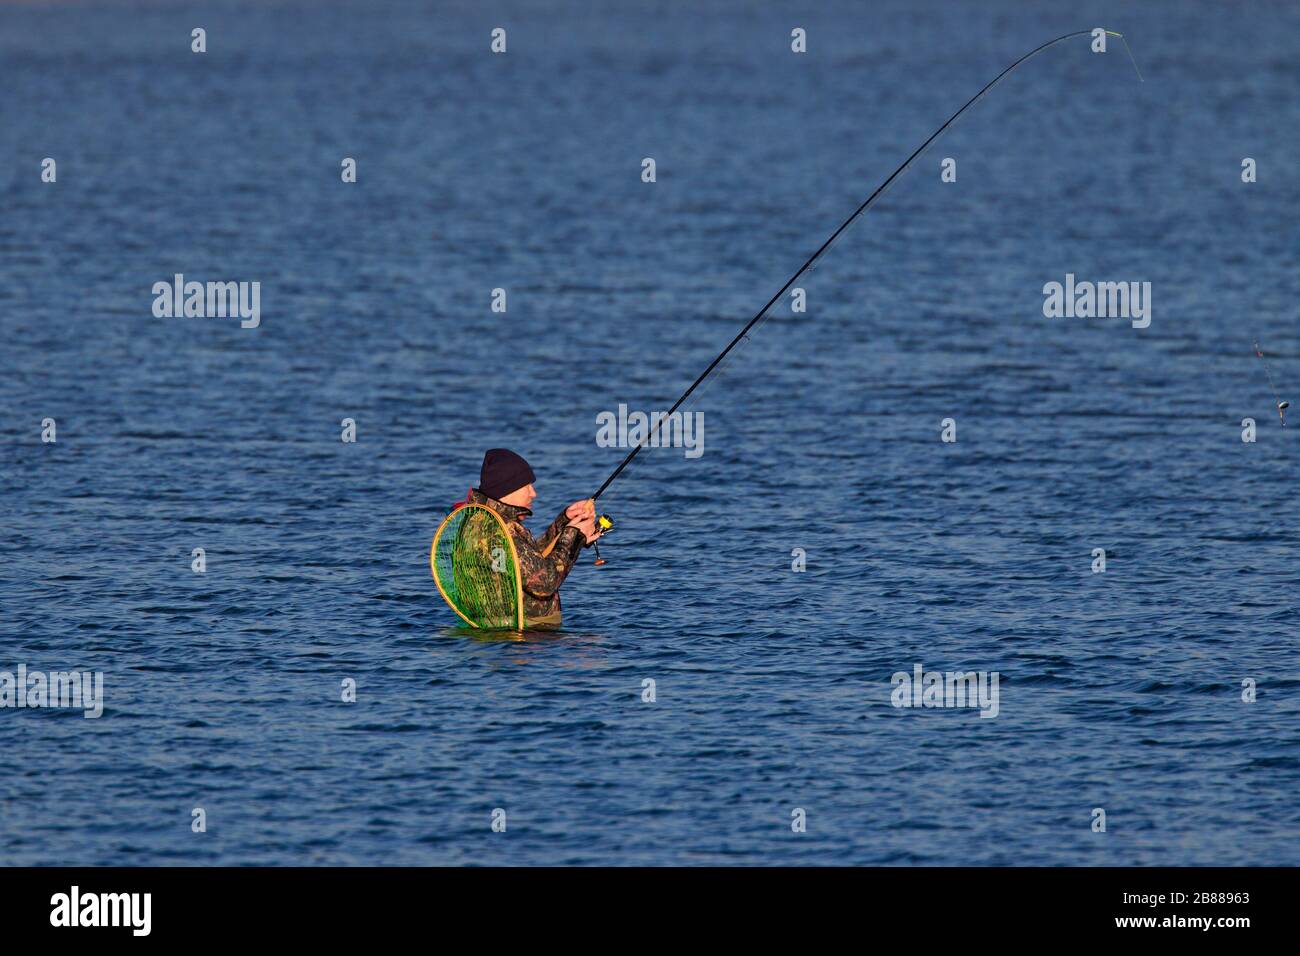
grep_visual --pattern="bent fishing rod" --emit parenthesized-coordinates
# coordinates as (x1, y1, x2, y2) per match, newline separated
(590, 28, 1131, 508)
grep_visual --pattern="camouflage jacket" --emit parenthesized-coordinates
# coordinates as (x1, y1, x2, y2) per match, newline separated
(466, 489, 585, 626)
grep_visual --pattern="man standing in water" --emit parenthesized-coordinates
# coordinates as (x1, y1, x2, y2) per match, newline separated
(455, 448, 603, 627)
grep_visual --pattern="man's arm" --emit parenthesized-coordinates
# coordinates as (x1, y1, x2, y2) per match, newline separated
(513, 523, 584, 598)
(536, 509, 573, 557)
(538, 499, 598, 556)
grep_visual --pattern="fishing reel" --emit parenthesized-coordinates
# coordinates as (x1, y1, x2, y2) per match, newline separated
(593, 513, 613, 566)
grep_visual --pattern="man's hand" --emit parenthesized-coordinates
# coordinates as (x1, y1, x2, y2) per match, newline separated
(567, 512, 604, 545)
(565, 499, 595, 521)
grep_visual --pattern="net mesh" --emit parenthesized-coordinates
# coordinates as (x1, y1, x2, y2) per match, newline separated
(431, 505, 522, 629)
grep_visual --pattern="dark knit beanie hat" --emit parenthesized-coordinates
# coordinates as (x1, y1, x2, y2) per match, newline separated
(477, 448, 535, 501)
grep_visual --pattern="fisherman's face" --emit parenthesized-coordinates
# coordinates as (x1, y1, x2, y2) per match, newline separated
(500, 483, 537, 509)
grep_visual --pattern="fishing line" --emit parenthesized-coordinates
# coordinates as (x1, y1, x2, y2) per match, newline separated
(1253, 339, 1289, 427)
(592, 29, 1134, 503)
(1118, 34, 1145, 83)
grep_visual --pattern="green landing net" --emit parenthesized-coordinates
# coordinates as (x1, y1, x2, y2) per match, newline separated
(431, 504, 525, 630)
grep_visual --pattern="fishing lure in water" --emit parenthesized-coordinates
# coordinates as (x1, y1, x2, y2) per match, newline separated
(1254, 341, 1289, 426)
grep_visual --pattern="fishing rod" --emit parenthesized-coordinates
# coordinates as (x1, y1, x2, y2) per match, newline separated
(590, 29, 1130, 504)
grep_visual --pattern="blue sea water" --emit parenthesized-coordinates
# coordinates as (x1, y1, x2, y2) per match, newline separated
(1, 0, 1297, 866)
